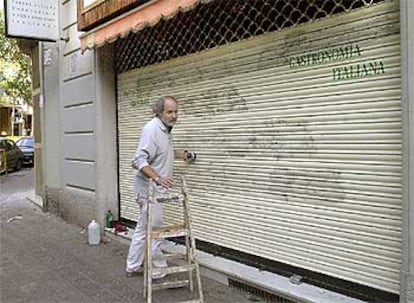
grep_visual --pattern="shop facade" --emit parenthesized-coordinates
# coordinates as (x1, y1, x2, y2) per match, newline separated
(39, 0, 413, 302)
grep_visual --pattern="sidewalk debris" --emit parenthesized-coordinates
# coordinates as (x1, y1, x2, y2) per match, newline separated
(7, 215, 22, 223)
(289, 274, 303, 285)
(113, 222, 128, 235)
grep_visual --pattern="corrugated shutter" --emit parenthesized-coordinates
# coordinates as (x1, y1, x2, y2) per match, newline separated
(117, 1, 401, 294)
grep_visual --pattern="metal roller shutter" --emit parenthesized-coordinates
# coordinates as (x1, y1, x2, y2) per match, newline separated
(117, 1, 401, 294)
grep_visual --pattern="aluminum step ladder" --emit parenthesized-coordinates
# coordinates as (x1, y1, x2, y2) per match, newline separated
(143, 175, 204, 303)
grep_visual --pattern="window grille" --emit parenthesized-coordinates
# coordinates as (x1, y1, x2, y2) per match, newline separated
(115, 0, 388, 73)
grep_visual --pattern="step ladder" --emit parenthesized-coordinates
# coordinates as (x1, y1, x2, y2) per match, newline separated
(143, 175, 204, 303)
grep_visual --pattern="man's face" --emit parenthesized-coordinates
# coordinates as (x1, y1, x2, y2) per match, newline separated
(160, 98, 178, 127)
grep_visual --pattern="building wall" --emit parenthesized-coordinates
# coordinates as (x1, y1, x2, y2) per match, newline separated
(42, 42, 62, 213)
(32, 46, 43, 200)
(94, 44, 119, 227)
(0, 107, 11, 135)
(0, 106, 33, 137)
(42, 0, 118, 228)
(46, 0, 97, 226)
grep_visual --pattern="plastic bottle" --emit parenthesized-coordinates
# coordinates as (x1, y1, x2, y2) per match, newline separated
(87, 220, 100, 245)
(105, 210, 114, 228)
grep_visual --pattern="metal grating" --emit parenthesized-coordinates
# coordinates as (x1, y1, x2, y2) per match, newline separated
(115, 0, 388, 73)
(229, 278, 302, 303)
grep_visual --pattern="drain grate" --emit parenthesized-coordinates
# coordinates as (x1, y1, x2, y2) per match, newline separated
(229, 278, 303, 303)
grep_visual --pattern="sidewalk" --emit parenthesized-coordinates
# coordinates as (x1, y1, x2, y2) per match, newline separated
(0, 171, 261, 303)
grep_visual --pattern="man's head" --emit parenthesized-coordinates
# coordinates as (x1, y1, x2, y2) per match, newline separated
(152, 96, 178, 127)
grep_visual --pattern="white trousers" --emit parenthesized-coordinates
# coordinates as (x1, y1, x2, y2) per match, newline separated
(126, 198, 168, 273)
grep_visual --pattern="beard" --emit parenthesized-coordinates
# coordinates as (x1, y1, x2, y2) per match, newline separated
(161, 118, 177, 128)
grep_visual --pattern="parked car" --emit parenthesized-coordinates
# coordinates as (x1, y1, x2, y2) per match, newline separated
(16, 137, 34, 166)
(0, 137, 24, 173)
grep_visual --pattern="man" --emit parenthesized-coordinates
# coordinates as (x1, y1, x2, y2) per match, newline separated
(126, 96, 179, 279)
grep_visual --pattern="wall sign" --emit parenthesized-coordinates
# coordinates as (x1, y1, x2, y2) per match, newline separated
(4, 0, 59, 41)
(288, 44, 386, 81)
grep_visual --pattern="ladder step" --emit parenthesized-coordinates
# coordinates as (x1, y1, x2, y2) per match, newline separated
(153, 252, 187, 261)
(152, 224, 188, 238)
(156, 194, 182, 203)
(153, 264, 196, 275)
(174, 300, 202, 303)
(152, 279, 189, 290)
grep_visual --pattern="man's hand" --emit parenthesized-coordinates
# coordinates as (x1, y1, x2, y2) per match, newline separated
(155, 176, 173, 188)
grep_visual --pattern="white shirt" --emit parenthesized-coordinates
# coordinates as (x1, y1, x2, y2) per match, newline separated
(132, 117, 174, 198)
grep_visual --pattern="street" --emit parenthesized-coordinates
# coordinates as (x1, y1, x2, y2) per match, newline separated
(0, 168, 263, 303)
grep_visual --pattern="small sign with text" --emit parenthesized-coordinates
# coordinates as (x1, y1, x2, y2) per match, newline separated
(5, 0, 58, 41)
